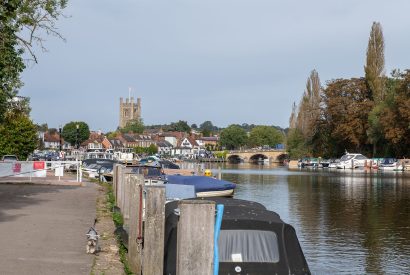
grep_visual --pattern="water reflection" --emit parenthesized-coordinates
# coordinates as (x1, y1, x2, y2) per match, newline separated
(208, 164, 410, 274)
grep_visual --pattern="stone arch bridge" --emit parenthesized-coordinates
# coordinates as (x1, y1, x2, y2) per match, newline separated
(226, 149, 288, 163)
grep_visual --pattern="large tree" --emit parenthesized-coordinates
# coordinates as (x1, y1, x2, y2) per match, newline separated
(364, 22, 385, 156)
(365, 22, 385, 103)
(0, 111, 37, 159)
(167, 120, 191, 133)
(61, 121, 90, 147)
(379, 70, 410, 157)
(248, 126, 283, 148)
(322, 78, 373, 156)
(120, 119, 144, 134)
(0, 0, 67, 121)
(199, 120, 215, 137)
(219, 125, 248, 150)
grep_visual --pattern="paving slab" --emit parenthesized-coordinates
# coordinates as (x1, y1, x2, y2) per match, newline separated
(0, 181, 98, 275)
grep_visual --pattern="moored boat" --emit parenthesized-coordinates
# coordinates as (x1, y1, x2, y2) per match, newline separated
(164, 197, 311, 275)
(165, 175, 236, 198)
(336, 152, 370, 169)
(379, 158, 404, 171)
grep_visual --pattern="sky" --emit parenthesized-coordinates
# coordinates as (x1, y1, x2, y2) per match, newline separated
(20, 0, 410, 132)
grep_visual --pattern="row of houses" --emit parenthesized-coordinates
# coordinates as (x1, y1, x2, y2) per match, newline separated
(39, 130, 219, 158)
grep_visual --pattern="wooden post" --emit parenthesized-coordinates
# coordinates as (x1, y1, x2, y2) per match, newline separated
(112, 164, 119, 205)
(177, 200, 215, 275)
(143, 186, 166, 275)
(116, 165, 125, 208)
(128, 174, 144, 274)
(218, 167, 222, 180)
(123, 173, 132, 226)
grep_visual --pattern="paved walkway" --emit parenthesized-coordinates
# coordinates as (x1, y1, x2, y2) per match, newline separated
(0, 181, 98, 275)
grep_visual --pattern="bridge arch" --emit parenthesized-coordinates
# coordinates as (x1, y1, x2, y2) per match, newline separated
(249, 154, 269, 163)
(276, 153, 289, 163)
(227, 155, 243, 164)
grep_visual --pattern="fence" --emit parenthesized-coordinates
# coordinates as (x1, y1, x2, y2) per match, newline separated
(0, 161, 82, 182)
(113, 164, 216, 275)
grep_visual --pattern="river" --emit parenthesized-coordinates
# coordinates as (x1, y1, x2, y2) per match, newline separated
(200, 163, 410, 274)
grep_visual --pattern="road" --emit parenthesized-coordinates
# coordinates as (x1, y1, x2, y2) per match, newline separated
(0, 182, 98, 275)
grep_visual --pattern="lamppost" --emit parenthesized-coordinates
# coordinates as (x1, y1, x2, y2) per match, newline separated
(59, 125, 62, 159)
(76, 124, 80, 149)
(58, 125, 63, 160)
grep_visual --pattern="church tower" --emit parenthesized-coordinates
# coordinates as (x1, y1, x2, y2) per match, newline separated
(119, 96, 141, 128)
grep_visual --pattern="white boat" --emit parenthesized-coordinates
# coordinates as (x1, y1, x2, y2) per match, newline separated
(336, 153, 370, 169)
(379, 158, 404, 171)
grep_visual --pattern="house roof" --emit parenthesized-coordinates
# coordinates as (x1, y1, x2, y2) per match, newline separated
(109, 139, 123, 147)
(44, 132, 63, 143)
(156, 140, 173, 148)
(198, 136, 219, 142)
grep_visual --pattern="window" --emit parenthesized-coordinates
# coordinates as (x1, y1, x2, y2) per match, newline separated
(218, 230, 280, 263)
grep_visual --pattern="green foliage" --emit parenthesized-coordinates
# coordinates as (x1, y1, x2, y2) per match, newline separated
(214, 150, 228, 159)
(248, 126, 283, 147)
(0, 112, 37, 159)
(62, 121, 90, 147)
(286, 128, 310, 159)
(199, 120, 215, 137)
(120, 119, 144, 134)
(168, 120, 191, 133)
(219, 125, 248, 150)
(133, 144, 158, 155)
(0, 1, 25, 123)
(365, 22, 385, 103)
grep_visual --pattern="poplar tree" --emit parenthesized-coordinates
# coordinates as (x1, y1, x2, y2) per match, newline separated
(365, 22, 385, 102)
(365, 22, 385, 156)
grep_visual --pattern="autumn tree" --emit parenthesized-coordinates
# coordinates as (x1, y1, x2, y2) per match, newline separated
(322, 78, 373, 156)
(379, 70, 410, 156)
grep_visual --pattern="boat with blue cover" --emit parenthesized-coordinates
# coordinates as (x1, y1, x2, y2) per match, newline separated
(165, 175, 236, 198)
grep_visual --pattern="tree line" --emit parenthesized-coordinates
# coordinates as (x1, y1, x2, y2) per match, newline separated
(287, 22, 410, 159)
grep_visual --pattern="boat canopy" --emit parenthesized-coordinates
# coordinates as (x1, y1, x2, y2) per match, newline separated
(165, 175, 236, 193)
(164, 197, 310, 275)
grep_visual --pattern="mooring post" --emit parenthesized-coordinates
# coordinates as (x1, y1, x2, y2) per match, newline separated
(176, 200, 215, 275)
(123, 173, 132, 227)
(143, 186, 166, 275)
(116, 165, 124, 208)
(218, 167, 222, 180)
(112, 164, 118, 204)
(128, 174, 144, 274)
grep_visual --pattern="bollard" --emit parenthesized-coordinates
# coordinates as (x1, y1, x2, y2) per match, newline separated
(128, 174, 144, 274)
(143, 186, 166, 275)
(176, 200, 215, 275)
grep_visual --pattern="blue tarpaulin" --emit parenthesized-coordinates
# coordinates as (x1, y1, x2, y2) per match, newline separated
(165, 175, 236, 193)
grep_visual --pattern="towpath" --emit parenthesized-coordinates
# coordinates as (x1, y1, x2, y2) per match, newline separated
(0, 181, 98, 275)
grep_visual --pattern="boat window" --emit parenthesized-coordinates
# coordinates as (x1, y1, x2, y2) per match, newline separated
(355, 155, 367, 160)
(340, 155, 354, 161)
(218, 230, 279, 263)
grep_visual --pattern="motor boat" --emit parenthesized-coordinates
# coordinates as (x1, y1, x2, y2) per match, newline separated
(336, 153, 370, 169)
(379, 158, 404, 171)
(164, 197, 311, 275)
(165, 175, 236, 198)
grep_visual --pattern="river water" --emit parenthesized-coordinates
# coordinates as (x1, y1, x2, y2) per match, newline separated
(202, 163, 410, 274)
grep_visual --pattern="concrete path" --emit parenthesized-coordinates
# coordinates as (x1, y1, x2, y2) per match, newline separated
(0, 182, 98, 275)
